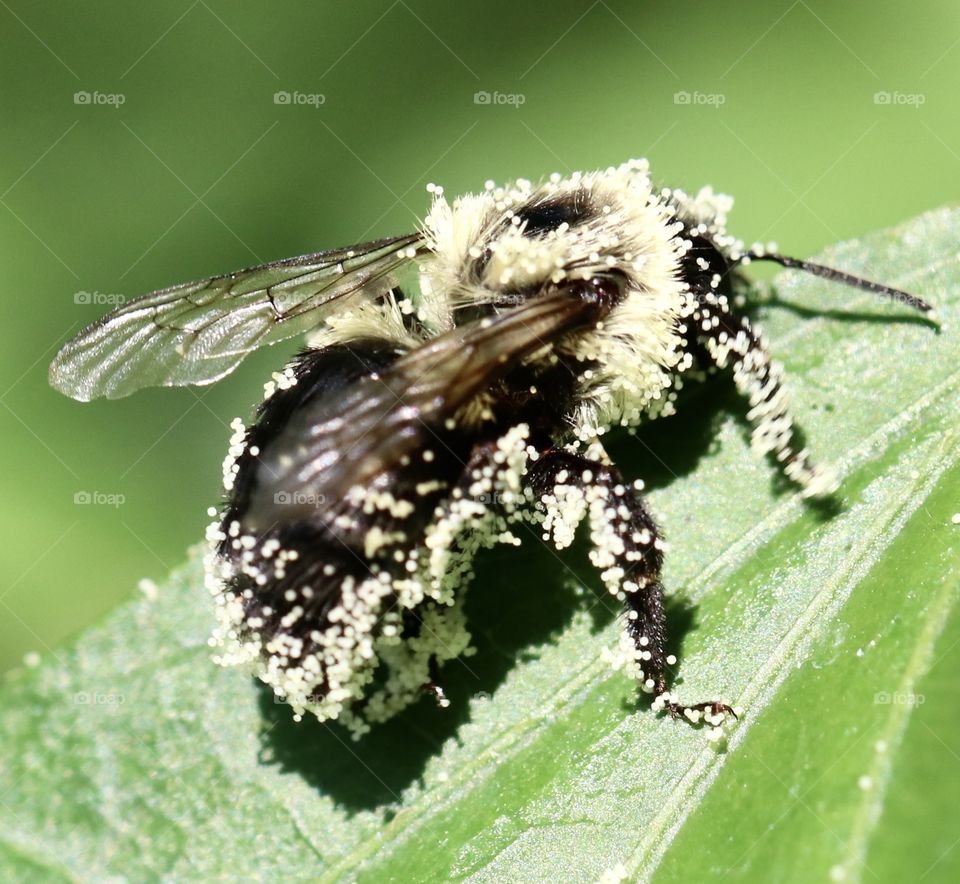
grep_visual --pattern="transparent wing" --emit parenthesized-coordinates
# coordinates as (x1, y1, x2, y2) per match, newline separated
(49, 233, 424, 400)
(250, 292, 600, 512)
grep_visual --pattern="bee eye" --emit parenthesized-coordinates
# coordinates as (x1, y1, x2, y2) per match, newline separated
(564, 273, 627, 308)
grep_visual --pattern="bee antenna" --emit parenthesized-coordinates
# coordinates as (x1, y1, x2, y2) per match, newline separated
(740, 252, 934, 315)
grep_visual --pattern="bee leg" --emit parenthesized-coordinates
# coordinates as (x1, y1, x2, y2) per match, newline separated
(400, 608, 452, 709)
(423, 656, 450, 709)
(691, 292, 837, 498)
(371, 439, 511, 719)
(526, 448, 736, 731)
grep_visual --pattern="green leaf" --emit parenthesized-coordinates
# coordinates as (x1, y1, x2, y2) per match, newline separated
(3, 209, 959, 883)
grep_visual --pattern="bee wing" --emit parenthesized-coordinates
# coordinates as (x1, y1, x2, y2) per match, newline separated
(49, 233, 424, 401)
(252, 293, 599, 513)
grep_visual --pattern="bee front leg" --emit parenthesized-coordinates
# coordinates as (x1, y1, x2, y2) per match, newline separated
(526, 448, 737, 732)
(690, 290, 836, 499)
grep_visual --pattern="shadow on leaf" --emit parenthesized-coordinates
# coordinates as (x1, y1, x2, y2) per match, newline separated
(255, 307, 873, 811)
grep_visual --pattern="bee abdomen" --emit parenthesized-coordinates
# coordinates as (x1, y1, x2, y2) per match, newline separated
(207, 341, 476, 728)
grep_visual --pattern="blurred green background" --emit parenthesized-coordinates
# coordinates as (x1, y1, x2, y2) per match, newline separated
(2, 0, 958, 674)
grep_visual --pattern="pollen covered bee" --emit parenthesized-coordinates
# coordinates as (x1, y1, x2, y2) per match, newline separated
(50, 159, 933, 739)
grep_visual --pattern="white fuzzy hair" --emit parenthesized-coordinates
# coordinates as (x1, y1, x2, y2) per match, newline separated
(306, 161, 739, 442)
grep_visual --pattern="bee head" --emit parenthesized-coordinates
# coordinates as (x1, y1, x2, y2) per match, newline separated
(419, 162, 734, 434)
(420, 160, 693, 318)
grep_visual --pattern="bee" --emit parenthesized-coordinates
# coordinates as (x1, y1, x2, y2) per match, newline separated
(50, 159, 933, 739)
